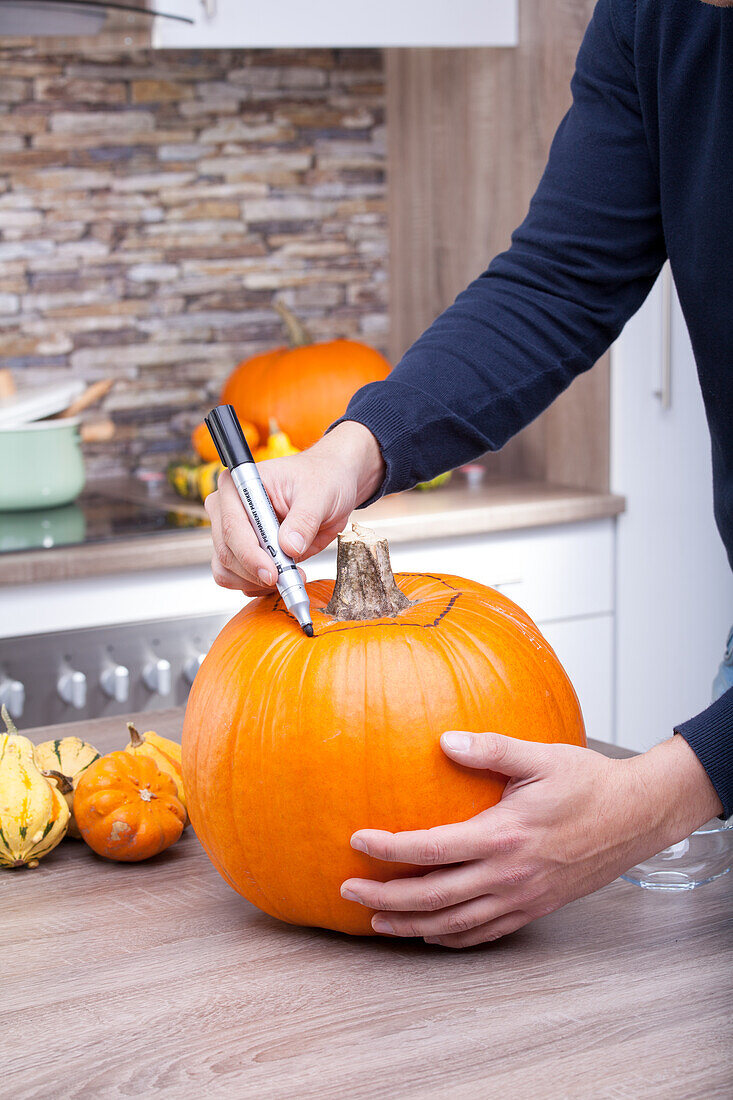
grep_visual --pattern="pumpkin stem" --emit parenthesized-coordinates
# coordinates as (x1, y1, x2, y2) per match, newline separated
(1, 704, 18, 736)
(324, 524, 414, 622)
(43, 769, 74, 795)
(274, 301, 312, 348)
(127, 722, 144, 748)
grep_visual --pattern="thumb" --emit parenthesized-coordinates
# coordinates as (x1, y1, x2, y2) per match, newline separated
(279, 500, 325, 559)
(440, 730, 549, 779)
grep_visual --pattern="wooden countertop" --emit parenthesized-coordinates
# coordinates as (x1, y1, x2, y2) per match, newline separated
(0, 476, 625, 586)
(4, 709, 731, 1099)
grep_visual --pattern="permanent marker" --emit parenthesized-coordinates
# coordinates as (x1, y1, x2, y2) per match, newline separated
(205, 404, 314, 637)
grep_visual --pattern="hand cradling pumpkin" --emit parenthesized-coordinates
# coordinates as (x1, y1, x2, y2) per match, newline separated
(182, 524, 585, 935)
(75, 751, 186, 862)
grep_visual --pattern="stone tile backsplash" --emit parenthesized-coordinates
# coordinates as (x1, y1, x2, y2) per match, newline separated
(0, 46, 388, 477)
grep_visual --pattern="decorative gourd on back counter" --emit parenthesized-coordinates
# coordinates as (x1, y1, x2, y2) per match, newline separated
(220, 303, 391, 450)
(252, 419, 300, 463)
(168, 422, 301, 504)
(0, 706, 70, 868)
(182, 525, 586, 935)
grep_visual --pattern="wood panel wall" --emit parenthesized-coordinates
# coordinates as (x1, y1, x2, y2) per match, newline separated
(386, 0, 610, 492)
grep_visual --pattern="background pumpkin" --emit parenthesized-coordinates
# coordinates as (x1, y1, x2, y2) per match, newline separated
(75, 751, 185, 862)
(182, 525, 586, 936)
(220, 304, 391, 450)
(191, 418, 259, 464)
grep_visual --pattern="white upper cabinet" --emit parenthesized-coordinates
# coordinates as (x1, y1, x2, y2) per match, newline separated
(153, 0, 518, 49)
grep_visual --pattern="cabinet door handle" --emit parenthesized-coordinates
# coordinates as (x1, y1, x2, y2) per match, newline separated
(654, 261, 673, 410)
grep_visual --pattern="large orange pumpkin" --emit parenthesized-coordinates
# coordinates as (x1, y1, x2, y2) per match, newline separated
(220, 304, 391, 450)
(182, 525, 585, 936)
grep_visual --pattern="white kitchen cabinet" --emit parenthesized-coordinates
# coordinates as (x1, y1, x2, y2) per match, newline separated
(384, 521, 616, 744)
(3, 520, 612, 640)
(611, 268, 733, 752)
(0, 565, 243, 640)
(5, 517, 614, 744)
(324, 525, 616, 744)
(153, 0, 518, 49)
(385, 521, 614, 625)
(541, 614, 614, 746)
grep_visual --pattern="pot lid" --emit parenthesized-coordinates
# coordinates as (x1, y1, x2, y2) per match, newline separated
(0, 379, 86, 429)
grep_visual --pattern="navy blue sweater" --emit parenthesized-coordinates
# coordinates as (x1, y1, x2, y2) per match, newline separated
(340, 0, 733, 814)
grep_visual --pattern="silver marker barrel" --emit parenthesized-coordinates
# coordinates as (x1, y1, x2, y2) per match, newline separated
(204, 404, 313, 637)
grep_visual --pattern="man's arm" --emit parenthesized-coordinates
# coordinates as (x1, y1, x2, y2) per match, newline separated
(337, 0, 666, 496)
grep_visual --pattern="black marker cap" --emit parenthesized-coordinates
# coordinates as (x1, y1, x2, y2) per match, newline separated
(205, 404, 255, 470)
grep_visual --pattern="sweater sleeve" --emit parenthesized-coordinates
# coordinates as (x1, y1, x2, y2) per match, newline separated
(335, 0, 666, 495)
(675, 689, 733, 820)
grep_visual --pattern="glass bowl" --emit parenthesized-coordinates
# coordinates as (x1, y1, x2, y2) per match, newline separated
(621, 816, 732, 890)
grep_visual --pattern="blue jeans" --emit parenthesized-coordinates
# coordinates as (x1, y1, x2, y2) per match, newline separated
(712, 625, 733, 702)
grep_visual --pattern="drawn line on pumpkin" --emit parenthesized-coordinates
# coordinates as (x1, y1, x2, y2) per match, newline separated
(271, 587, 462, 635)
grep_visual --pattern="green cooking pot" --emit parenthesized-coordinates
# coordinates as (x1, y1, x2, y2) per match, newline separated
(0, 417, 85, 511)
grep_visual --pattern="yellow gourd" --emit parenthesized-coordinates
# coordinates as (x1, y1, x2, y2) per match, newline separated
(197, 461, 223, 501)
(253, 419, 300, 463)
(166, 459, 223, 503)
(34, 737, 100, 839)
(124, 723, 187, 823)
(0, 706, 70, 869)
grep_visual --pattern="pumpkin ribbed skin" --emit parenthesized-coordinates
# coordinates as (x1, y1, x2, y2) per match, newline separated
(124, 724, 187, 823)
(182, 572, 586, 935)
(221, 339, 391, 451)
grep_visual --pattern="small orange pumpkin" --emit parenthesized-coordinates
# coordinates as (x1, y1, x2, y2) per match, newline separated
(221, 303, 391, 450)
(124, 723, 187, 824)
(75, 752, 186, 862)
(191, 418, 259, 464)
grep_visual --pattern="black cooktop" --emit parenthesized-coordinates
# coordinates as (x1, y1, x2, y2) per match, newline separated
(0, 481, 209, 555)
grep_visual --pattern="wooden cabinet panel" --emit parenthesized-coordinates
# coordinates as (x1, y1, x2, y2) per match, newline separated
(386, 0, 610, 493)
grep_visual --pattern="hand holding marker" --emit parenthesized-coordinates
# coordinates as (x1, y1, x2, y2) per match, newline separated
(205, 405, 314, 637)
